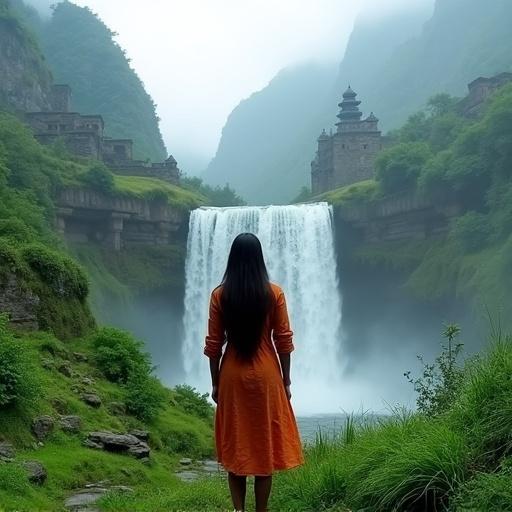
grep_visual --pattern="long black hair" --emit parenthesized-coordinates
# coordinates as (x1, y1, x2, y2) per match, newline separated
(220, 233, 273, 359)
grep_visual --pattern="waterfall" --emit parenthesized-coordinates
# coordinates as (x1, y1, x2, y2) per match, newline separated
(181, 202, 343, 414)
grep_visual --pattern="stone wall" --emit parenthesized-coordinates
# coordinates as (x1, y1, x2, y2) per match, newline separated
(0, 274, 39, 330)
(56, 187, 186, 250)
(336, 190, 462, 243)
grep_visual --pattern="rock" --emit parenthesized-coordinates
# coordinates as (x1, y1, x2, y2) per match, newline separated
(22, 460, 47, 485)
(65, 485, 132, 511)
(107, 401, 126, 415)
(51, 398, 69, 414)
(84, 432, 150, 459)
(174, 470, 200, 483)
(202, 459, 222, 473)
(58, 362, 73, 378)
(41, 358, 54, 370)
(0, 442, 15, 460)
(81, 377, 94, 386)
(81, 393, 101, 408)
(32, 416, 54, 441)
(179, 457, 193, 466)
(59, 415, 82, 433)
(73, 352, 88, 362)
(129, 429, 149, 442)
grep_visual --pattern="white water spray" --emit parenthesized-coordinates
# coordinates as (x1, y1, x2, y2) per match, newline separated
(181, 202, 343, 414)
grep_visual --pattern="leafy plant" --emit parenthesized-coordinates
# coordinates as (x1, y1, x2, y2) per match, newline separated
(173, 384, 213, 420)
(0, 314, 39, 409)
(79, 165, 115, 194)
(404, 324, 464, 416)
(125, 373, 167, 422)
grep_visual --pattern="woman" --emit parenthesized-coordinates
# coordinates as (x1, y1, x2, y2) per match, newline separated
(204, 233, 304, 512)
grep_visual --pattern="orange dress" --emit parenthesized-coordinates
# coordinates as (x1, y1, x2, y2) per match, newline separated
(204, 283, 304, 476)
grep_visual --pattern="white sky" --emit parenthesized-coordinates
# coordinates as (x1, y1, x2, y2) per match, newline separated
(27, 0, 429, 171)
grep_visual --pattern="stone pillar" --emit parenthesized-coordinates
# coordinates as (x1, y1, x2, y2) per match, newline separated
(106, 213, 129, 251)
(55, 207, 73, 238)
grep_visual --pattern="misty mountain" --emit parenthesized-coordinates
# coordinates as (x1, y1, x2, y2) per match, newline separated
(37, 2, 167, 161)
(204, 0, 512, 204)
(203, 63, 337, 205)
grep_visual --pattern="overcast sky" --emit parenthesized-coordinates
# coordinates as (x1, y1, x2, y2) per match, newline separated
(26, 0, 429, 172)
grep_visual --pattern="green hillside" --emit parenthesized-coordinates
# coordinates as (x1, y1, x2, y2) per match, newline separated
(39, 1, 167, 162)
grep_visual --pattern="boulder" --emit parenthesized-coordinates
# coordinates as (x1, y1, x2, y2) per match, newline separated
(32, 416, 54, 441)
(0, 442, 15, 461)
(81, 393, 101, 408)
(58, 362, 73, 378)
(51, 398, 69, 414)
(73, 352, 88, 362)
(65, 485, 132, 511)
(107, 401, 126, 415)
(129, 429, 149, 442)
(84, 432, 150, 459)
(22, 460, 47, 485)
(81, 377, 94, 386)
(179, 457, 193, 466)
(59, 415, 82, 433)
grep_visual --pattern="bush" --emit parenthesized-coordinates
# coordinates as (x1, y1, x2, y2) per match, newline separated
(21, 243, 89, 300)
(91, 327, 151, 384)
(173, 385, 213, 420)
(125, 373, 167, 422)
(79, 165, 115, 193)
(0, 218, 35, 244)
(0, 314, 39, 409)
(450, 211, 489, 252)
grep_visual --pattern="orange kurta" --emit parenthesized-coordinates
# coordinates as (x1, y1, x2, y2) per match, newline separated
(204, 283, 304, 476)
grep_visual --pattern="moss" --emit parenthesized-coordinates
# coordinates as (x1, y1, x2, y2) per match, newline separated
(313, 180, 380, 207)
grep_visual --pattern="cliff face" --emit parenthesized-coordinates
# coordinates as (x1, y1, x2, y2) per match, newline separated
(0, 1, 52, 111)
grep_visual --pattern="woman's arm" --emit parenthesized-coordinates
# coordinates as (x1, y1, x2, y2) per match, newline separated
(278, 353, 292, 400)
(204, 289, 225, 402)
(209, 358, 220, 403)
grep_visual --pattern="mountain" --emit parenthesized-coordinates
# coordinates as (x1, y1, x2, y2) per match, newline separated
(203, 63, 337, 205)
(0, 0, 52, 111)
(204, 0, 512, 204)
(38, 1, 167, 162)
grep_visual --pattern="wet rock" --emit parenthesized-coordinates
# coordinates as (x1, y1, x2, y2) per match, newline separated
(22, 460, 47, 485)
(84, 432, 150, 459)
(32, 416, 54, 441)
(0, 442, 15, 461)
(59, 415, 82, 433)
(64, 485, 132, 511)
(81, 393, 101, 408)
(58, 361, 73, 378)
(129, 429, 149, 442)
(179, 457, 192, 466)
(175, 470, 200, 483)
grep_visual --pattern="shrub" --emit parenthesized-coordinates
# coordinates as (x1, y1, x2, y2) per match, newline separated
(125, 373, 167, 422)
(0, 218, 35, 244)
(91, 327, 151, 384)
(21, 243, 89, 300)
(79, 165, 115, 193)
(404, 324, 465, 416)
(0, 314, 39, 409)
(173, 384, 213, 420)
(450, 211, 489, 252)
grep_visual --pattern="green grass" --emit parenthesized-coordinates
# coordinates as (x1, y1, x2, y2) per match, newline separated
(0, 327, 215, 511)
(313, 179, 380, 207)
(112, 175, 206, 210)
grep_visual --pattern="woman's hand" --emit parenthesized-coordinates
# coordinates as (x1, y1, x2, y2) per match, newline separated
(211, 385, 219, 404)
(284, 384, 291, 401)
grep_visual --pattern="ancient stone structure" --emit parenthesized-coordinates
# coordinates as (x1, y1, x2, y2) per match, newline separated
(25, 85, 180, 184)
(311, 86, 383, 195)
(56, 187, 186, 251)
(459, 72, 512, 117)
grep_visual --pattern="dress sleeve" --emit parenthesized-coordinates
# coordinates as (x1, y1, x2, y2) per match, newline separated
(272, 289, 294, 354)
(204, 289, 226, 359)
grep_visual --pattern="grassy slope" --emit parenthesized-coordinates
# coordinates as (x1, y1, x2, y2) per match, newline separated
(0, 330, 214, 511)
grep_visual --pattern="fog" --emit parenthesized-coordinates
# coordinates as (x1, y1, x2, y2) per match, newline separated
(24, 0, 432, 174)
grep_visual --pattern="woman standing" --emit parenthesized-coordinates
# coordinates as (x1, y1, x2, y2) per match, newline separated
(204, 233, 304, 512)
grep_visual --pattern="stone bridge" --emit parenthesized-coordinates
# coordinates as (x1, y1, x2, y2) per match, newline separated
(56, 187, 187, 250)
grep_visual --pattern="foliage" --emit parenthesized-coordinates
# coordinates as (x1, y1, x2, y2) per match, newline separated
(315, 179, 380, 207)
(79, 164, 115, 193)
(0, 314, 39, 409)
(375, 142, 432, 193)
(172, 385, 214, 421)
(181, 175, 246, 206)
(404, 324, 464, 417)
(125, 373, 167, 422)
(449, 211, 489, 252)
(40, 2, 166, 161)
(91, 327, 151, 384)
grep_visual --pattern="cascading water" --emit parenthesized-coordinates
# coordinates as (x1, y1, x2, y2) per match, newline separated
(181, 202, 343, 414)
